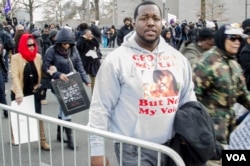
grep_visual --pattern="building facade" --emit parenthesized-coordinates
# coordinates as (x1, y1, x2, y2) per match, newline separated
(115, 0, 248, 27)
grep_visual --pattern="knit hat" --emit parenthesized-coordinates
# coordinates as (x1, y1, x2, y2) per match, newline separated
(206, 21, 215, 29)
(170, 19, 175, 24)
(242, 18, 250, 30)
(244, 27, 250, 36)
(16, 24, 24, 31)
(49, 29, 58, 39)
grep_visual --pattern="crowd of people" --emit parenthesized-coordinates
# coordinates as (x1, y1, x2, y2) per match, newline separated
(1, 0, 250, 165)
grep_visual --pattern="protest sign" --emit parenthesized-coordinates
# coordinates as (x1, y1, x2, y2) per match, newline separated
(11, 95, 38, 145)
(229, 113, 250, 149)
(51, 72, 90, 116)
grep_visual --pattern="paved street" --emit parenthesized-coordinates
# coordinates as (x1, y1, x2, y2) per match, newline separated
(0, 70, 118, 166)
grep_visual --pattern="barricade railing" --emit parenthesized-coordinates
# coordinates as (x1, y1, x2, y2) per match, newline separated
(0, 103, 185, 166)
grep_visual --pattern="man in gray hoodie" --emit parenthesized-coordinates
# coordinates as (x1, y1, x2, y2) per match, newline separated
(88, 1, 197, 166)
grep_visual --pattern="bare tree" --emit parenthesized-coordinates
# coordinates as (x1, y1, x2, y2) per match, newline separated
(100, 0, 116, 19)
(201, 0, 206, 20)
(206, 0, 226, 21)
(94, 0, 99, 20)
(41, 0, 58, 23)
(18, 0, 50, 23)
(62, 1, 78, 20)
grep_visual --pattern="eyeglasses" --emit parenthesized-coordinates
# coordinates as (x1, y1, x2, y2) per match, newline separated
(227, 35, 242, 42)
(27, 43, 35, 47)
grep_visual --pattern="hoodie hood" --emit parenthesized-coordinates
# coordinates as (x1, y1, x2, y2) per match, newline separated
(121, 31, 173, 58)
(55, 28, 75, 45)
(215, 24, 245, 57)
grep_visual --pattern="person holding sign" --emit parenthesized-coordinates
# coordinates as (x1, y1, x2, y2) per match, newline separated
(42, 27, 91, 150)
(10, 33, 50, 150)
(88, 1, 197, 165)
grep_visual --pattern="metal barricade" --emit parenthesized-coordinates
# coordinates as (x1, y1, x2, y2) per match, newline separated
(0, 103, 185, 166)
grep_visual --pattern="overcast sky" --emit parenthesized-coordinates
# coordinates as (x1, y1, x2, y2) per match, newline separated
(33, 0, 82, 22)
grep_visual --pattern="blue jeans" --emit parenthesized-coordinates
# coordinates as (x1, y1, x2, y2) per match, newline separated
(115, 143, 168, 166)
(58, 106, 71, 120)
(53, 94, 71, 120)
(102, 37, 108, 48)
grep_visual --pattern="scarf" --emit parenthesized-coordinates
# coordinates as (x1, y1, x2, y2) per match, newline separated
(54, 44, 71, 57)
(18, 34, 37, 61)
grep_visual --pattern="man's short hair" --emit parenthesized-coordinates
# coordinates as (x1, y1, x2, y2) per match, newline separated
(123, 17, 132, 23)
(133, 1, 162, 20)
(197, 28, 215, 41)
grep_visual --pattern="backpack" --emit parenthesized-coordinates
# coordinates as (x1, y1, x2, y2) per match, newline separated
(0, 30, 15, 50)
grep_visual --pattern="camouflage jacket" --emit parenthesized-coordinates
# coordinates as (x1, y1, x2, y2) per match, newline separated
(193, 47, 250, 116)
(193, 47, 250, 143)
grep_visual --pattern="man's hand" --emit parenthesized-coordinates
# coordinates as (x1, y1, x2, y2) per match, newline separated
(91, 156, 110, 166)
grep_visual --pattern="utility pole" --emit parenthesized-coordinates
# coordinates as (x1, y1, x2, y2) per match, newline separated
(201, 0, 206, 20)
(162, 1, 165, 20)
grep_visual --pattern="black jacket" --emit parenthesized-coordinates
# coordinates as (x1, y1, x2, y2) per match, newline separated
(76, 37, 102, 76)
(168, 101, 222, 166)
(116, 25, 133, 46)
(90, 24, 101, 42)
(42, 28, 90, 84)
(239, 43, 250, 90)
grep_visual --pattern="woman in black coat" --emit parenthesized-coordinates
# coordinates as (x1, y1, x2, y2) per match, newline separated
(76, 29, 102, 92)
(239, 29, 250, 91)
(42, 28, 91, 150)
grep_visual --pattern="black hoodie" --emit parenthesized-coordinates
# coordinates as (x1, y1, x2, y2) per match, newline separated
(55, 28, 75, 45)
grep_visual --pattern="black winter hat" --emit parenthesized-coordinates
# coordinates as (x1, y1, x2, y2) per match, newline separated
(242, 18, 250, 30)
(49, 29, 58, 39)
(197, 28, 215, 41)
(55, 28, 75, 45)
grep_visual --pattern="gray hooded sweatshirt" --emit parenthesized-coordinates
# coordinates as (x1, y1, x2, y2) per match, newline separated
(88, 32, 197, 156)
